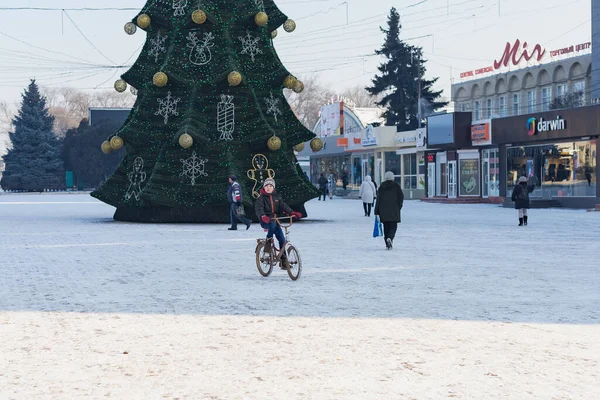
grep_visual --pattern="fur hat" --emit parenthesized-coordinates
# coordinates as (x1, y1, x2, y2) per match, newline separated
(518, 176, 528, 183)
(263, 178, 275, 188)
(384, 171, 395, 181)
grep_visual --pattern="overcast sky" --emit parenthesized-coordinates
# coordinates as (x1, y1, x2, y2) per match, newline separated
(0, 0, 593, 108)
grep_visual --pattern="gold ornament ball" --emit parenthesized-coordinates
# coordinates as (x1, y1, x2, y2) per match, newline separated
(124, 22, 137, 35)
(137, 14, 151, 29)
(110, 136, 124, 150)
(114, 79, 128, 93)
(267, 136, 282, 151)
(310, 137, 324, 152)
(271, 30, 278, 39)
(293, 143, 305, 152)
(283, 19, 297, 33)
(293, 80, 304, 93)
(228, 71, 242, 86)
(153, 71, 168, 87)
(101, 141, 113, 154)
(179, 133, 194, 149)
(283, 75, 297, 89)
(255, 12, 268, 27)
(192, 9, 207, 24)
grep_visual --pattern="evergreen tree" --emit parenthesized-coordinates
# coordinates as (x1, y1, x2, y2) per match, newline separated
(1, 80, 64, 191)
(366, 7, 447, 129)
(92, 1, 319, 222)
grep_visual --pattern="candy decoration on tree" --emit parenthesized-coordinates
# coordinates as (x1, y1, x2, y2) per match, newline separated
(137, 14, 151, 29)
(124, 22, 137, 35)
(173, 0, 188, 17)
(192, 9, 207, 24)
(125, 157, 147, 201)
(255, 12, 268, 27)
(310, 137, 324, 152)
(179, 133, 194, 149)
(227, 71, 242, 86)
(293, 143, 305, 152)
(293, 80, 304, 93)
(180, 151, 208, 185)
(153, 71, 168, 87)
(217, 95, 235, 141)
(101, 141, 113, 154)
(267, 136, 281, 151)
(114, 79, 128, 93)
(283, 19, 297, 33)
(247, 154, 275, 198)
(110, 136, 124, 150)
(283, 75, 297, 89)
(271, 30, 278, 39)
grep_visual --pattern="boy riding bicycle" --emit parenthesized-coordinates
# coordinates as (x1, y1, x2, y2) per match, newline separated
(254, 178, 302, 268)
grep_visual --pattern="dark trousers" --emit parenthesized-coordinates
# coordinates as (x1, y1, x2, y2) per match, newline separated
(318, 188, 327, 200)
(363, 202, 372, 216)
(383, 222, 398, 242)
(260, 220, 286, 248)
(230, 203, 251, 228)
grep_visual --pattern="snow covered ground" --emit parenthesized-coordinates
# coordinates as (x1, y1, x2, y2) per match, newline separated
(0, 193, 598, 399)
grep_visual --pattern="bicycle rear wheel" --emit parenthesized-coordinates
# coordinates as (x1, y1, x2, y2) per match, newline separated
(255, 242, 274, 277)
(285, 245, 302, 281)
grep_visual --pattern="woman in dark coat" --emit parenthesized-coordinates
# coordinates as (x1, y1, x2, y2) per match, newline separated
(511, 176, 535, 226)
(374, 171, 404, 250)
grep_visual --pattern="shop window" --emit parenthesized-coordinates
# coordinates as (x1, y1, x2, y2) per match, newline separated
(499, 96, 506, 117)
(506, 141, 596, 198)
(542, 86, 552, 111)
(527, 90, 536, 113)
(403, 153, 418, 190)
(512, 93, 520, 116)
(384, 152, 401, 176)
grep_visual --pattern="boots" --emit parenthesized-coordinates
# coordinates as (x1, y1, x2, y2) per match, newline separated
(518, 218, 524, 226)
(280, 252, 290, 269)
(523, 216, 528, 226)
(263, 238, 273, 253)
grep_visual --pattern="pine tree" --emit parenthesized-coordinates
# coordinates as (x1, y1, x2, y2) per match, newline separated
(92, 1, 319, 222)
(366, 7, 447, 129)
(0, 80, 64, 191)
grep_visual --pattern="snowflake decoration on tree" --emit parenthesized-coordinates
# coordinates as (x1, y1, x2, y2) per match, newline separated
(149, 32, 168, 63)
(239, 31, 262, 62)
(155, 91, 181, 124)
(173, 0, 188, 16)
(180, 151, 208, 185)
(264, 92, 282, 122)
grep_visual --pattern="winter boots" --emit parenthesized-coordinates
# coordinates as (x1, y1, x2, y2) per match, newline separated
(386, 238, 393, 250)
(524, 216, 528, 226)
(518, 216, 529, 226)
(518, 218, 524, 226)
(264, 238, 273, 253)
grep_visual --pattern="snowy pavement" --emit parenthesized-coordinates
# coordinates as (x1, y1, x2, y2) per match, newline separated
(0, 193, 599, 399)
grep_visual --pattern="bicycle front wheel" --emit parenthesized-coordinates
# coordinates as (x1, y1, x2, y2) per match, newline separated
(255, 242, 274, 277)
(285, 245, 302, 281)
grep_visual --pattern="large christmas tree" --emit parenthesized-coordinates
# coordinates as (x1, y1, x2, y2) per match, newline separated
(92, 0, 321, 222)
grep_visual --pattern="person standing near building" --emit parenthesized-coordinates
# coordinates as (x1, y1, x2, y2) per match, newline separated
(359, 175, 377, 217)
(318, 173, 328, 201)
(327, 172, 335, 199)
(227, 175, 252, 231)
(374, 172, 404, 250)
(511, 176, 535, 226)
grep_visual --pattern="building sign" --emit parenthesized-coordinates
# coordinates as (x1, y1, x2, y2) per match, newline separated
(416, 128, 427, 150)
(471, 121, 491, 146)
(459, 159, 480, 196)
(337, 137, 349, 147)
(427, 153, 436, 163)
(527, 116, 566, 136)
(459, 39, 591, 79)
(395, 133, 417, 144)
(362, 124, 377, 146)
(319, 102, 341, 137)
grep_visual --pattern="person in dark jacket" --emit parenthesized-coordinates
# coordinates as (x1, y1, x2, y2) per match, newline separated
(227, 175, 252, 231)
(511, 176, 535, 226)
(255, 178, 303, 267)
(317, 173, 328, 201)
(374, 171, 404, 250)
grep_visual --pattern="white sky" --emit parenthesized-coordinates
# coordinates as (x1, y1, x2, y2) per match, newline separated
(0, 0, 593, 108)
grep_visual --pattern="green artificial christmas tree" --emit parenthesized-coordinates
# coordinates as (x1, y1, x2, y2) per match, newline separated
(92, 0, 321, 222)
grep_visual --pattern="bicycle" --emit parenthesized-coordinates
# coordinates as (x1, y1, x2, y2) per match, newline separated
(255, 216, 302, 281)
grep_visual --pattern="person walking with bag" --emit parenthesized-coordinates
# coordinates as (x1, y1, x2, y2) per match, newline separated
(227, 175, 252, 231)
(359, 175, 376, 216)
(374, 172, 404, 250)
(511, 176, 535, 226)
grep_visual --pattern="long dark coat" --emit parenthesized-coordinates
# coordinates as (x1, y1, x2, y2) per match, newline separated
(511, 183, 534, 209)
(374, 180, 404, 222)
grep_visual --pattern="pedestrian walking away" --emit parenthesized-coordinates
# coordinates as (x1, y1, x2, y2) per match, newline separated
(227, 175, 252, 230)
(317, 173, 328, 201)
(374, 171, 404, 250)
(511, 176, 535, 226)
(359, 175, 377, 216)
(255, 178, 303, 268)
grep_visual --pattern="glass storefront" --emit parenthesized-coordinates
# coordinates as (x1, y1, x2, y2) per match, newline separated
(507, 140, 597, 198)
(481, 149, 500, 197)
(310, 155, 351, 188)
(384, 151, 402, 185)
